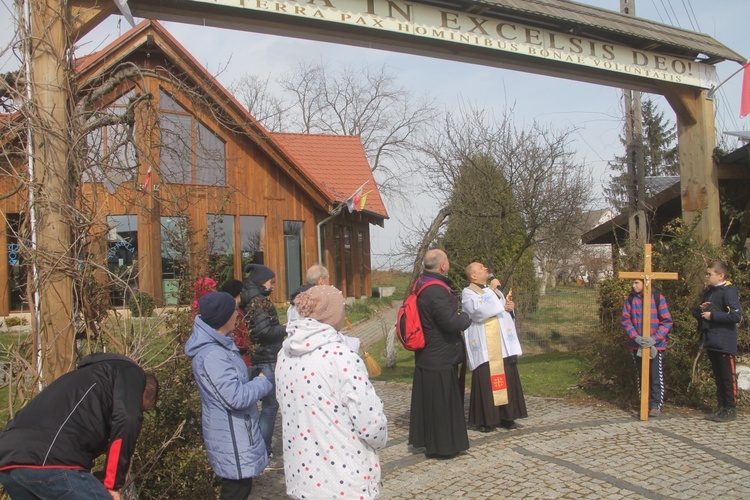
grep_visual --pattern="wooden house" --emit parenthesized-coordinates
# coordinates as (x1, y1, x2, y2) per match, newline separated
(0, 20, 388, 314)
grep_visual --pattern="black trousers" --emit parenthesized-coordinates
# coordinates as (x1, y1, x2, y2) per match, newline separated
(631, 350, 664, 410)
(220, 477, 253, 500)
(707, 349, 737, 409)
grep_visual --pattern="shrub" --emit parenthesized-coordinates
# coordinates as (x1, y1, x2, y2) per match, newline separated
(128, 292, 155, 317)
(4, 316, 28, 328)
(130, 309, 218, 499)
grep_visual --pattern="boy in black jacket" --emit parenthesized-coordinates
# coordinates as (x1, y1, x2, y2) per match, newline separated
(692, 260, 743, 422)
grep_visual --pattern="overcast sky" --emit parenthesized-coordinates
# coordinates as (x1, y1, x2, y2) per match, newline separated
(1, 0, 748, 269)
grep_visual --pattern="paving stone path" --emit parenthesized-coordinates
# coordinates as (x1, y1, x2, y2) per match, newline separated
(254, 309, 750, 498)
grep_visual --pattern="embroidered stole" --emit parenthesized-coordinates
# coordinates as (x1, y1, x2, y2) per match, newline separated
(469, 284, 508, 406)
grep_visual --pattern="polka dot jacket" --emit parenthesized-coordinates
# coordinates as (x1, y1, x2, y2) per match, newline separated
(276, 317, 388, 499)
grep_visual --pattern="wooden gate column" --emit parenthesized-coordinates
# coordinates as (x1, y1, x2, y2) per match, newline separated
(665, 87, 721, 245)
(29, 0, 78, 382)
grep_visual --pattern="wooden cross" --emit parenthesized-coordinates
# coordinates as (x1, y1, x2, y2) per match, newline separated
(618, 243, 678, 421)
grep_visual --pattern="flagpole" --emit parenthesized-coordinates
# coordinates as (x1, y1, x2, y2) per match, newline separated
(707, 62, 749, 100)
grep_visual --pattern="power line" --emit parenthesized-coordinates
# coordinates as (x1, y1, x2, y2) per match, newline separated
(680, 0, 697, 31)
(686, 0, 701, 31)
(664, 0, 682, 27)
(657, 0, 676, 25)
(649, 0, 666, 23)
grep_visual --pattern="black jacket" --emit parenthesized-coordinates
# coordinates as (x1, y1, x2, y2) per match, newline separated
(414, 271, 471, 369)
(241, 280, 287, 364)
(692, 282, 742, 355)
(0, 353, 146, 490)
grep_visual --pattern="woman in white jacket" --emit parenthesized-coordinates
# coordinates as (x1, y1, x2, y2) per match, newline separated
(276, 285, 388, 499)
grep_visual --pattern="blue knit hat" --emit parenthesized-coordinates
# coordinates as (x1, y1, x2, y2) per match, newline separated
(245, 264, 275, 286)
(199, 292, 237, 329)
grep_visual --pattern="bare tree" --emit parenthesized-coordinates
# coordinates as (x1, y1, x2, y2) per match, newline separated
(417, 104, 594, 287)
(233, 61, 438, 197)
(230, 73, 289, 132)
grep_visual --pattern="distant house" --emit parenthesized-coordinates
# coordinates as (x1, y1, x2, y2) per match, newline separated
(582, 143, 750, 248)
(0, 21, 387, 314)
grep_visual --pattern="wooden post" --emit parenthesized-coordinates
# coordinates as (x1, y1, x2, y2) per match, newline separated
(663, 86, 720, 245)
(619, 243, 678, 421)
(29, 0, 77, 382)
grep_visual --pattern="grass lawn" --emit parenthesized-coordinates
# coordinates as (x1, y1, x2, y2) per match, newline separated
(519, 284, 598, 353)
(366, 336, 591, 399)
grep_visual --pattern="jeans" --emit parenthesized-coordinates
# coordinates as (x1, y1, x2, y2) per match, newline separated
(257, 362, 279, 455)
(0, 468, 112, 500)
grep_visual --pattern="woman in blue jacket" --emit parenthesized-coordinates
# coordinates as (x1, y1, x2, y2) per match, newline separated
(185, 292, 273, 499)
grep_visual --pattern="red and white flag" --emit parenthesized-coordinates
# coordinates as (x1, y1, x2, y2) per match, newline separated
(345, 180, 369, 213)
(741, 62, 750, 118)
(141, 166, 152, 195)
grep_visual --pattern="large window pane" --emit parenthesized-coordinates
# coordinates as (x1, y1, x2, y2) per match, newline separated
(6, 213, 27, 311)
(208, 214, 235, 282)
(160, 112, 192, 184)
(159, 88, 225, 186)
(196, 121, 226, 186)
(161, 216, 189, 305)
(107, 215, 138, 307)
(284, 221, 303, 299)
(240, 216, 265, 269)
(84, 90, 137, 190)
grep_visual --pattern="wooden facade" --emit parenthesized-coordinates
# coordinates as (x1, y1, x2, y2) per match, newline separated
(0, 21, 386, 314)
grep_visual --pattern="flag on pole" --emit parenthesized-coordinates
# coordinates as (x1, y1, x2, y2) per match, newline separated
(345, 180, 369, 213)
(358, 190, 372, 211)
(741, 62, 750, 118)
(114, 0, 136, 28)
(141, 166, 152, 195)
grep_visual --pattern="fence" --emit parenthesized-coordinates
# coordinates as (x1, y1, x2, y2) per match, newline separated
(514, 283, 600, 353)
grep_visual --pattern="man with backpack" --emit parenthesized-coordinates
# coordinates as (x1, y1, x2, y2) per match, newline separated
(621, 278, 673, 417)
(408, 249, 472, 459)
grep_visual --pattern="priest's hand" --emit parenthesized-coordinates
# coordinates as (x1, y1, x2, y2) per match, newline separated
(489, 278, 501, 290)
(504, 299, 515, 312)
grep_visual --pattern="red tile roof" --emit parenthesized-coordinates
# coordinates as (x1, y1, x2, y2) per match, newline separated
(271, 133, 388, 219)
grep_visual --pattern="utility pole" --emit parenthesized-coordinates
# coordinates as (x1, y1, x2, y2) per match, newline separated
(621, 0, 647, 243)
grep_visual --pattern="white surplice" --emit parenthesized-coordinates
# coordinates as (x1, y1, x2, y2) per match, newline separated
(462, 286, 522, 371)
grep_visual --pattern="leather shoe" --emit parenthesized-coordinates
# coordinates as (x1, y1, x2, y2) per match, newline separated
(500, 420, 519, 429)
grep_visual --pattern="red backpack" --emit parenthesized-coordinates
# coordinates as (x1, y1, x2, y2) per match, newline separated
(396, 279, 451, 351)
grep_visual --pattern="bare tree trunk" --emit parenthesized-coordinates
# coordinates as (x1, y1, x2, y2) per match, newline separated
(386, 207, 451, 368)
(539, 268, 549, 296)
(408, 207, 450, 288)
(384, 325, 397, 368)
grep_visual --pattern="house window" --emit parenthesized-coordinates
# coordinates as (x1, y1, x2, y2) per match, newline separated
(6, 213, 27, 311)
(343, 226, 353, 297)
(208, 214, 235, 282)
(161, 216, 189, 305)
(332, 225, 342, 291)
(85, 90, 138, 191)
(284, 221, 303, 299)
(107, 215, 138, 307)
(358, 230, 366, 296)
(240, 216, 265, 270)
(159, 89, 226, 186)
